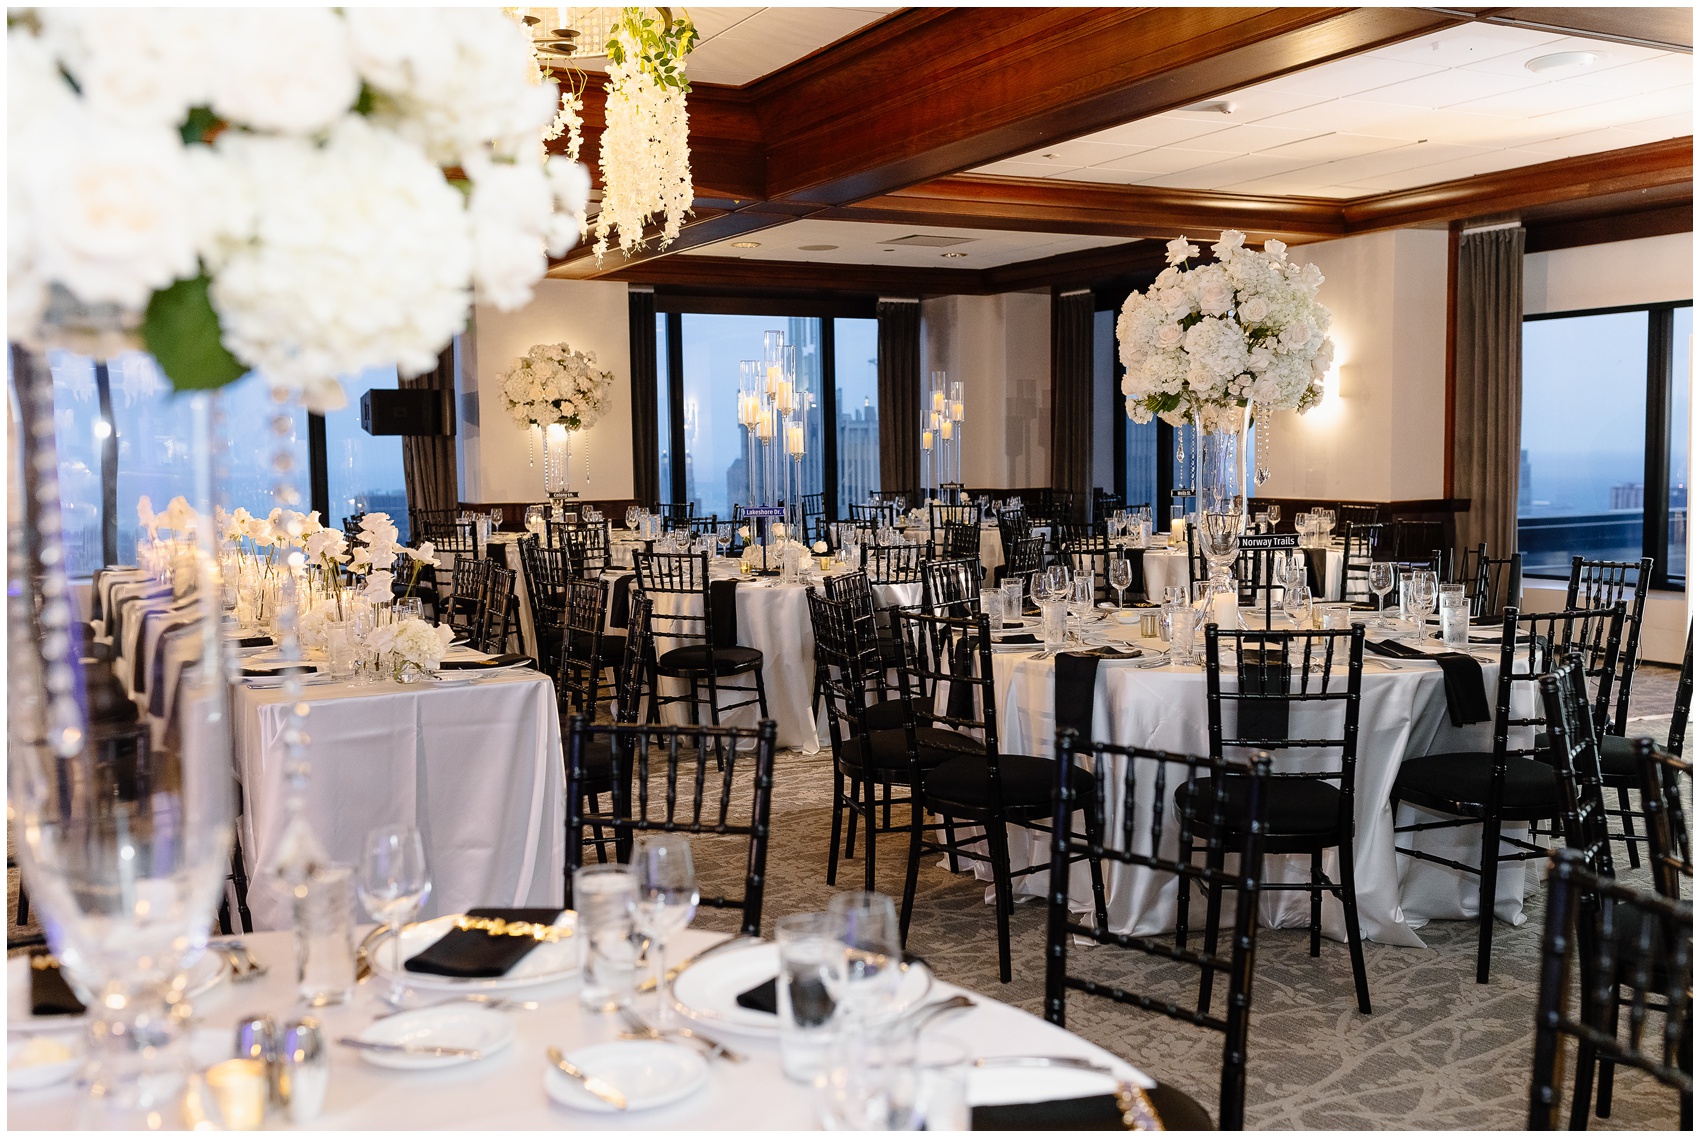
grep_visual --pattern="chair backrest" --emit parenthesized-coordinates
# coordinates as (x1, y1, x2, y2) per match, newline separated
(1528, 849, 1693, 1130)
(678, 515, 721, 538)
(655, 501, 696, 524)
(893, 609, 1003, 780)
(1669, 622, 1693, 759)
(1490, 606, 1625, 768)
(1048, 731, 1270, 1131)
(849, 502, 896, 527)
(935, 520, 981, 561)
(1339, 522, 1387, 602)
(808, 589, 884, 768)
(564, 715, 778, 937)
(928, 503, 978, 541)
(1063, 538, 1133, 605)
(413, 509, 476, 555)
(448, 554, 492, 638)
(1051, 519, 1102, 549)
(1537, 652, 1616, 879)
(556, 576, 608, 714)
(631, 551, 715, 655)
(1633, 735, 1693, 901)
(1203, 626, 1364, 819)
(476, 562, 517, 653)
(920, 556, 982, 614)
(1392, 519, 1447, 572)
(1335, 502, 1380, 528)
(861, 542, 923, 584)
(1003, 534, 1048, 589)
(1091, 488, 1125, 521)
(517, 536, 571, 674)
(1461, 543, 1522, 620)
(1566, 556, 1653, 737)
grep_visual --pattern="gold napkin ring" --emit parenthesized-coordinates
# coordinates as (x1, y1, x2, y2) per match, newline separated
(1116, 1083, 1164, 1131)
(452, 916, 571, 942)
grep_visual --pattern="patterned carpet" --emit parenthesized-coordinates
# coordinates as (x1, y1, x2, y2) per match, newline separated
(10, 668, 1689, 1130)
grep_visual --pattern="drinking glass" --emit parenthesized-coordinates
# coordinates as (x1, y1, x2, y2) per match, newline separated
(1282, 582, 1314, 630)
(575, 864, 641, 1012)
(824, 891, 902, 1016)
(394, 596, 423, 623)
(1439, 587, 1470, 648)
(979, 588, 1002, 628)
(1041, 599, 1068, 652)
(1368, 562, 1395, 626)
(632, 835, 699, 1029)
(625, 505, 640, 531)
(1043, 564, 1071, 602)
(1000, 579, 1025, 624)
(1168, 505, 1186, 547)
(1067, 573, 1095, 624)
(524, 505, 545, 535)
(777, 912, 840, 1083)
(1266, 503, 1281, 528)
(295, 864, 358, 1008)
(893, 495, 907, 515)
(325, 620, 356, 680)
(1408, 570, 1439, 642)
(356, 825, 431, 940)
(820, 1031, 969, 1131)
(1164, 584, 1190, 607)
(1108, 557, 1134, 609)
(1163, 601, 1195, 664)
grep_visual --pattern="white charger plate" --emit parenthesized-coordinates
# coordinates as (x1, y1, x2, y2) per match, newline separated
(353, 1005, 515, 1071)
(7, 949, 228, 1035)
(370, 912, 580, 995)
(670, 941, 932, 1038)
(544, 1039, 708, 1113)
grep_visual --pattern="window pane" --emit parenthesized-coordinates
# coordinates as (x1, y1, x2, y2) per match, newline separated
(1668, 304, 1692, 583)
(834, 317, 880, 514)
(46, 350, 106, 577)
(325, 366, 410, 542)
(1124, 417, 1157, 511)
(678, 313, 823, 521)
(1519, 310, 1649, 577)
(656, 312, 672, 506)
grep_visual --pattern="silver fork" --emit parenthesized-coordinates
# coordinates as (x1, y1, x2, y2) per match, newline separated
(221, 940, 268, 983)
(618, 1008, 744, 1063)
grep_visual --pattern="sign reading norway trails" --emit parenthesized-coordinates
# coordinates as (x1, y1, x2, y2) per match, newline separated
(741, 507, 786, 519)
(1239, 533, 1302, 550)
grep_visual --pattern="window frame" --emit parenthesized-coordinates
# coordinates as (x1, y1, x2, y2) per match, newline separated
(1521, 297, 1693, 590)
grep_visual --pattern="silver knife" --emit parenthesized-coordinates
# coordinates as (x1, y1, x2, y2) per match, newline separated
(975, 1055, 1114, 1074)
(338, 1037, 483, 1058)
(547, 1047, 628, 1109)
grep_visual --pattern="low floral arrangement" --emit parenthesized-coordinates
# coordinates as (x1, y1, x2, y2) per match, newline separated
(368, 616, 454, 678)
(9, 8, 591, 411)
(501, 342, 614, 431)
(137, 495, 196, 539)
(1117, 230, 1335, 431)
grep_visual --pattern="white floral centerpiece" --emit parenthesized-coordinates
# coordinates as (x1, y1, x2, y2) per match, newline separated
(500, 342, 614, 431)
(368, 617, 453, 682)
(8, 7, 592, 410)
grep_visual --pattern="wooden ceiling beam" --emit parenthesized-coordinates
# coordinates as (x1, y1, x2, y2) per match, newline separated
(546, 208, 805, 279)
(1438, 6, 1693, 52)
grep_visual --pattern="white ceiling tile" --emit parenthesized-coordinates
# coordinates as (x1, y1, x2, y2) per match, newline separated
(1570, 53, 1695, 94)
(1446, 80, 1638, 119)
(690, 218, 1136, 269)
(1048, 166, 1169, 186)
(1260, 131, 1440, 163)
(1086, 114, 1248, 148)
(1514, 126, 1669, 159)
(1260, 55, 1445, 98)
(1254, 99, 1433, 139)
(1008, 138, 1146, 167)
(1526, 85, 1693, 133)
(1134, 153, 1319, 190)
(1614, 112, 1694, 138)
(1457, 34, 1666, 77)
(1369, 24, 1566, 68)
(1219, 177, 1360, 199)
(1349, 67, 1534, 109)
(1170, 123, 1329, 155)
(1085, 147, 1241, 177)
(1276, 144, 1443, 184)
(1185, 82, 1334, 124)
(969, 158, 1082, 179)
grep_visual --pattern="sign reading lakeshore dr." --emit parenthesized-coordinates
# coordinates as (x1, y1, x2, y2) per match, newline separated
(1238, 533, 1302, 550)
(741, 506, 786, 518)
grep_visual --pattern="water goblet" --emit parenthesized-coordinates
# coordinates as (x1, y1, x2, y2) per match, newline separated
(1408, 569, 1439, 642)
(631, 834, 699, 1029)
(1368, 562, 1395, 626)
(1067, 573, 1095, 626)
(1266, 503, 1281, 528)
(625, 505, 640, 531)
(1282, 582, 1314, 630)
(1108, 556, 1134, 609)
(357, 825, 431, 983)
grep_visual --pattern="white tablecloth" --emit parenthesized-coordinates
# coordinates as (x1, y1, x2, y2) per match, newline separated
(233, 671, 566, 930)
(1142, 545, 1345, 603)
(979, 627, 1527, 948)
(6, 926, 1146, 1131)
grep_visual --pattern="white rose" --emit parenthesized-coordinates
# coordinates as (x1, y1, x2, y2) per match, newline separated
(206, 8, 358, 135)
(1238, 296, 1269, 324)
(1164, 236, 1199, 265)
(1154, 323, 1185, 350)
(1198, 280, 1233, 317)
(1210, 229, 1247, 259)
(41, 8, 212, 130)
(361, 569, 395, 602)
(1279, 320, 1314, 350)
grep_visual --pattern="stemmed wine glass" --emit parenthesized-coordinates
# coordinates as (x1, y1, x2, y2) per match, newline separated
(1408, 569, 1439, 643)
(1368, 561, 1395, 627)
(715, 522, 733, 560)
(632, 834, 699, 1029)
(1108, 556, 1134, 610)
(625, 505, 641, 532)
(357, 824, 432, 984)
(1266, 503, 1281, 529)
(1067, 573, 1095, 627)
(523, 505, 545, 536)
(1282, 582, 1313, 630)
(824, 891, 903, 1019)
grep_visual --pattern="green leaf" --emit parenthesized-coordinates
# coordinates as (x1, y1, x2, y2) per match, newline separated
(142, 275, 247, 393)
(353, 83, 376, 117)
(178, 106, 219, 146)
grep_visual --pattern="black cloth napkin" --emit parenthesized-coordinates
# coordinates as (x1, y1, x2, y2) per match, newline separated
(1056, 652, 1101, 740)
(235, 634, 274, 648)
(1237, 648, 1290, 743)
(709, 579, 739, 650)
(996, 632, 1039, 645)
(735, 952, 926, 1015)
(608, 573, 637, 628)
(1303, 548, 1328, 594)
(438, 652, 532, 670)
(30, 955, 85, 1017)
(1364, 640, 1490, 726)
(404, 907, 566, 978)
(240, 663, 319, 678)
(972, 1095, 1131, 1130)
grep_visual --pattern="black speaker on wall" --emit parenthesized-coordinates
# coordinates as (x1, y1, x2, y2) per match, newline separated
(360, 388, 453, 436)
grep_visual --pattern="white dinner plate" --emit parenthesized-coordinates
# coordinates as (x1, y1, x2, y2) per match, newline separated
(544, 1039, 708, 1113)
(7, 1035, 81, 1091)
(370, 912, 580, 995)
(670, 941, 932, 1038)
(7, 949, 228, 1034)
(967, 1059, 1153, 1106)
(352, 1005, 515, 1071)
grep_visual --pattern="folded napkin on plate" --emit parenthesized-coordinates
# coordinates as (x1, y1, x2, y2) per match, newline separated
(240, 663, 319, 678)
(235, 634, 274, 648)
(1068, 646, 1143, 660)
(735, 952, 927, 1015)
(971, 1095, 1132, 1131)
(1364, 640, 1491, 726)
(993, 632, 1040, 645)
(404, 907, 566, 978)
(30, 955, 85, 1017)
(438, 652, 532, 670)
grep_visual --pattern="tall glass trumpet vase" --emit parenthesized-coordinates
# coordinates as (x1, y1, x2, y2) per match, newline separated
(543, 422, 576, 499)
(8, 342, 234, 1128)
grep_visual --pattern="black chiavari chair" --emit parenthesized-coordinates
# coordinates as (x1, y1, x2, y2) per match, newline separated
(933, 520, 981, 561)
(655, 501, 696, 525)
(1392, 605, 1624, 983)
(849, 501, 897, 528)
(564, 715, 778, 936)
(1339, 521, 1387, 603)
(928, 503, 977, 542)
(516, 536, 571, 675)
(1063, 538, 1138, 605)
(1458, 542, 1522, 620)
(1391, 518, 1448, 576)
(632, 550, 768, 728)
(1001, 533, 1048, 595)
(1091, 488, 1125, 521)
(1335, 502, 1380, 529)
(1182, 624, 1372, 1014)
(1048, 732, 1271, 1131)
(474, 562, 517, 654)
(861, 542, 923, 585)
(446, 554, 490, 640)
(556, 576, 609, 715)
(1635, 736, 1692, 900)
(920, 556, 981, 615)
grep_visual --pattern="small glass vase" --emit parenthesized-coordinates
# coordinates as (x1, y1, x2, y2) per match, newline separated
(394, 658, 425, 684)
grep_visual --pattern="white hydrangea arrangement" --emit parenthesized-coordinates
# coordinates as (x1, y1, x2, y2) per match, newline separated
(9, 7, 592, 412)
(368, 617, 454, 676)
(1117, 231, 1335, 432)
(501, 343, 614, 431)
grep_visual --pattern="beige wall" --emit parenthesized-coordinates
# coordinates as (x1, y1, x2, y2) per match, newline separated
(1525, 231, 1693, 315)
(1261, 228, 1451, 502)
(459, 280, 634, 503)
(921, 290, 1051, 489)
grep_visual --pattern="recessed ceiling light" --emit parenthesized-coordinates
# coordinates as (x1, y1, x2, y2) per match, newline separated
(1525, 50, 1601, 74)
(731, 241, 761, 248)
(797, 244, 838, 251)
(941, 252, 968, 259)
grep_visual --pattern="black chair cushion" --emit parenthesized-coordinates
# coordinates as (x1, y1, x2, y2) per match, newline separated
(1392, 752, 1564, 819)
(1176, 775, 1343, 839)
(924, 753, 1092, 812)
(1597, 732, 1681, 782)
(1147, 1081, 1215, 1131)
(655, 644, 764, 675)
(839, 727, 982, 773)
(599, 634, 626, 666)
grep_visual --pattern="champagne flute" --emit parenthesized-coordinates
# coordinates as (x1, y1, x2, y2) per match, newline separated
(357, 825, 432, 965)
(1368, 561, 1395, 627)
(1108, 556, 1133, 610)
(632, 834, 699, 1029)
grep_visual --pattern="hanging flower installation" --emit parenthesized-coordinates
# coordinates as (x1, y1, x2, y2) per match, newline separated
(593, 8, 698, 260)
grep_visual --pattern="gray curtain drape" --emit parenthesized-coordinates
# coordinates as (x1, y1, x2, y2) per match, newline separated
(1452, 227, 1525, 561)
(628, 288, 659, 508)
(399, 342, 459, 533)
(1050, 289, 1094, 516)
(877, 299, 921, 498)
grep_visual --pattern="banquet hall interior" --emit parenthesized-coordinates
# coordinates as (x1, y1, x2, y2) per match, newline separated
(5, 4, 1695, 1132)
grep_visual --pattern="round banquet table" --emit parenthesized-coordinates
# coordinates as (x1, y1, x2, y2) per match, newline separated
(968, 620, 1529, 949)
(5, 927, 1150, 1131)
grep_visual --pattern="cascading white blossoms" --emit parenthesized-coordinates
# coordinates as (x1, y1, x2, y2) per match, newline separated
(593, 19, 692, 260)
(1117, 230, 1335, 431)
(500, 342, 614, 431)
(8, 7, 593, 411)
